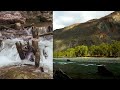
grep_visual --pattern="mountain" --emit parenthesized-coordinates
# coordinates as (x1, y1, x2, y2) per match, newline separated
(54, 11, 120, 52)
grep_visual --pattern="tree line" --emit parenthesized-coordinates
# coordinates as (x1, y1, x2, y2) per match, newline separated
(54, 41, 120, 58)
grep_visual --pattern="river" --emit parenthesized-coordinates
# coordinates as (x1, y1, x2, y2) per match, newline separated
(54, 57, 120, 79)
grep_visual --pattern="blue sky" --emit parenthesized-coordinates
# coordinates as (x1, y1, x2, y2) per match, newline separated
(53, 11, 114, 30)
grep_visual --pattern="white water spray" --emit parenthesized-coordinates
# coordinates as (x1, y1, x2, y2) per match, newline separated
(0, 36, 53, 73)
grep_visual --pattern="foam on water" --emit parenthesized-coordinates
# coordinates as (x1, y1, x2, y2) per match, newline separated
(0, 56, 20, 67)
(0, 37, 53, 73)
(38, 37, 53, 72)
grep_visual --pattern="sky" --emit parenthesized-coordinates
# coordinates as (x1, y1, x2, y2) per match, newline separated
(53, 11, 114, 30)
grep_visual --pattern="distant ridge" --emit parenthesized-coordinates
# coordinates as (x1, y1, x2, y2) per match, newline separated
(54, 11, 120, 52)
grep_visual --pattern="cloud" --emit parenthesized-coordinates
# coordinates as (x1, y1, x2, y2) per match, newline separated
(53, 11, 114, 30)
(53, 22, 65, 30)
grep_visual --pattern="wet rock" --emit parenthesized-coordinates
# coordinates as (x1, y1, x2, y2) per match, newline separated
(54, 69, 71, 79)
(40, 67, 44, 72)
(47, 26, 53, 32)
(97, 65, 114, 76)
(28, 53, 34, 62)
(67, 59, 70, 62)
(0, 65, 52, 79)
(15, 23, 22, 29)
(43, 46, 48, 59)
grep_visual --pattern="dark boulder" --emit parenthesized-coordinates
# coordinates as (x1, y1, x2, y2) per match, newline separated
(97, 65, 114, 77)
(40, 67, 44, 72)
(47, 26, 53, 32)
(67, 59, 70, 62)
(53, 69, 71, 79)
(29, 55, 34, 62)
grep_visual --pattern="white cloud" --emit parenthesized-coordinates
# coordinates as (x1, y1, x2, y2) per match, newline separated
(53, 22, 65, 30)
(53, 11, 114, 30)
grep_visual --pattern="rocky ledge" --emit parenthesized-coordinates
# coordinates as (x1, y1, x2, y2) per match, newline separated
(0, 65, 52, 79)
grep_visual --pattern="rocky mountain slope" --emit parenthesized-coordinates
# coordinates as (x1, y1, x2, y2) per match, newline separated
(54, 11, 120, 52)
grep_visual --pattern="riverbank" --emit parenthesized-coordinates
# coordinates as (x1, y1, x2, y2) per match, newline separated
(54, 57, 120, 63)
(54, 57, 120, 79)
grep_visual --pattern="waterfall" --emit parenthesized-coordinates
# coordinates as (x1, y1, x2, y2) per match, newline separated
(0, 36, 53, 73)
(39, 37, 53, 72)
(0, 39, 22, 67)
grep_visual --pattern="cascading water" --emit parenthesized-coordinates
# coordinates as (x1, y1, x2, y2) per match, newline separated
(0, 32, 53, 74)
(39, 37, 53, 73)
(0, 39, 22, 67)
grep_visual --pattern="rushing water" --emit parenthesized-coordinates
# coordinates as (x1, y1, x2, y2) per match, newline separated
(0, 36, 53, 73)
(54, 57, 120, 79)
(54, 57, 120, 67)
